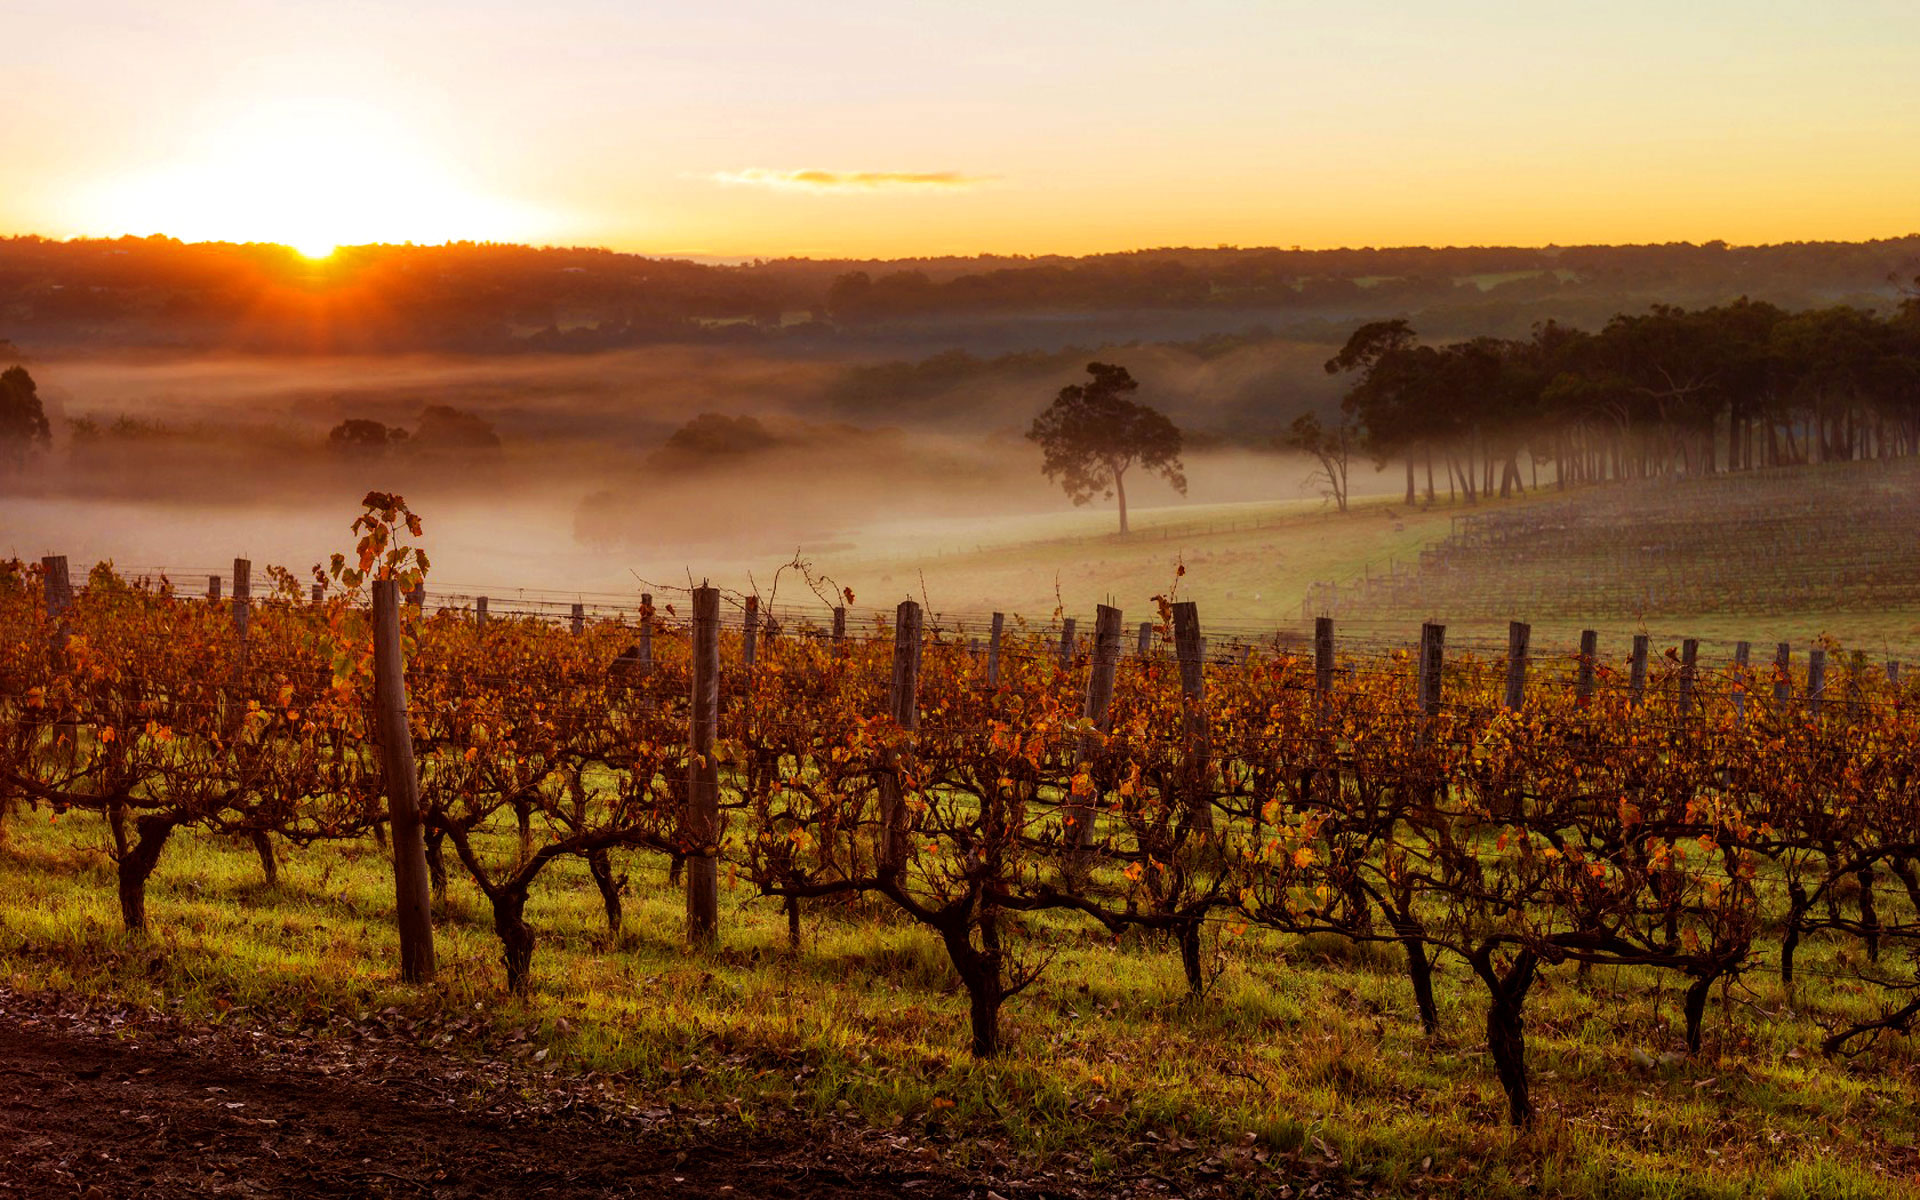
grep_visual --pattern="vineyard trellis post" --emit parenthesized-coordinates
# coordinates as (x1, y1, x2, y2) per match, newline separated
(831, 605, 847, 653)
(1172, 601, 1213, 832)
(1058, 618, 1076, 669)
(879, 599, 922, 872)
(1137, 621, 1152, 660)
(742, 595, 759, 666)
(310, 581, 324, 606)
(1629, 635, 1649, 708)
(208, 573, 221, 602)
(1504, 621, 1529, 711)
(41, 555, 71, 655)
(1774, 643, 1792, 713)
(371, 578, 437, 983)
(987, 612, 1004, 686)
(1314, 616, 1335, 722)
(1071, 604, 1123, 849)
(232, 557, 250, 654)
(687, 585, 721, 947)
(1734, 641, 1751, 727)
(637, 594, 653, 674)
(1575, 629, 1597, 708)
(1678, 638, 1698, 721)
(475, 596, 488, 626)
(1418, 622, 1445, 720)
(1808, 649, 1826, 720)
(570, 602, 584, 636)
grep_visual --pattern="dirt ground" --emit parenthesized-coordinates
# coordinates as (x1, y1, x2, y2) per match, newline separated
(0, 989, 1355, 1200)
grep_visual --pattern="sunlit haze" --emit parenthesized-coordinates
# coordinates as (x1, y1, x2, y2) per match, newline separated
(7, 0, 1919, 256)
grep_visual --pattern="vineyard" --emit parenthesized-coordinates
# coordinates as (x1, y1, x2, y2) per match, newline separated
(1303, 457, 1920, 624)
(5, 531, 1920, 1196)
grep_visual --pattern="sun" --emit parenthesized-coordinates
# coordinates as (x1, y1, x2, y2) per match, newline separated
(81, 97, 550, 251)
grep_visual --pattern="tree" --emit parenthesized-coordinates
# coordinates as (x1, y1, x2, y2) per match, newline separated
(1027, 363, 1185, 535)
(1281, 411, 1355, 512)
(327, 418, 406, 453)
(0, 366, 51, 465)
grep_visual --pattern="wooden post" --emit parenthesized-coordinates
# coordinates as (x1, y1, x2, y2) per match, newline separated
(686, 586, 721, 947)
(1575, 630, 1597, 709)
(571, 602, 585, 636)
(1137, 620, 1153, 660)
(1733, 641, 1751, 728)
(831, 605, 847, 654)
(475, 596, 488, 626)
(1676, 638, 1698, 721)
(208, 574, 222, 602)
(1419, 623, 1445, 720)
(1057, 617, 1076, 669)
(1171, 602, 1213, 832)
(1504, 620, 1529, 712)
(986, 612, 1005, 687)
(371, 580, 436, 983)
(1314, 616, 1335, 720)
(1774, 643, 1792, 714)
(1629, 635, 1649, 708)
(637, 594, 654, 674)
(880, 600, 923, 871)
(1808, 648, 1826, 719)
(1071, 605, 1123, 848)
(742, 596, 759, 666)
(41, 555, 72, 656)
(1848, 651, 1866, 721)
(311, 581, 325, 605)
(232, 557, 251, 647)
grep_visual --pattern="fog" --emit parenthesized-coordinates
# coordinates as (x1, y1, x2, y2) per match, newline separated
(4, 342, 1384, 606)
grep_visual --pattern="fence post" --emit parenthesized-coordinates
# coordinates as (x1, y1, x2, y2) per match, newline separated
(637, 594, 654, 674)
(1629, 634, 1649, 708)
(475, 595, 488, 626)
(1071, 605, 1123, 849)
(987, 612, 1005, 686)
(1848, 651, 1865, 721)
(1419, 623, 1445, 720)
(1314, 616, 1335, 722)
(209, 574, 222, 602)
(880, 600, 923, 871)
(570, 602, 585, 637)
(1504, 620, 1530, 712)
(1172, 601, 1213, 832)
(1057, 617, 1076, 669)
(311, 581, 325, 606)
(371, 579, 436, 983)
(742, 595, 759, 666)
(1678, 638, 1698, 721)
(687, 586, 721, 947)
(232, 557, 251, 650)
(41, 556, 72, 659)
(1575, 630, 1597, 709)
(1808, 649, 1826, 720)
(1733, 641, 1751, 728)
(1137, 621, 1153, 660)
(1774, 643, 1792, 714)
(832, 605, 847, 654)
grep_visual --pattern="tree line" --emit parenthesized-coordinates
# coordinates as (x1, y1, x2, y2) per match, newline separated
(1313, 296, 1920, 509)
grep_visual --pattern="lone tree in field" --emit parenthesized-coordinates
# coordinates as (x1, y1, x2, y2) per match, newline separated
(0, 366, 51, 466)
(1281, 411, 1356, 512)
(1027, 362, 1185, 535)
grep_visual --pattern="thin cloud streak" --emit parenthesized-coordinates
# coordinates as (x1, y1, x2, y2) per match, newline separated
(712, 168, 992, 193)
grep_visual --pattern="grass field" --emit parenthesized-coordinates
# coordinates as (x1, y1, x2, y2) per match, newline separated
(3, 810, 1915, 1198)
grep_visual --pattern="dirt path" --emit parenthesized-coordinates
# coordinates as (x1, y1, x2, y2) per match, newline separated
(0, 1004, 971, 1199)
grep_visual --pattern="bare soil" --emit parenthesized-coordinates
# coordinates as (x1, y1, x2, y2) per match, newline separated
(0, 990, 1353, 1199)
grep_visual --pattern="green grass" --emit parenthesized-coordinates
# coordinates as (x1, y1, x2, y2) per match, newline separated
(2, 811, 1916, 1197)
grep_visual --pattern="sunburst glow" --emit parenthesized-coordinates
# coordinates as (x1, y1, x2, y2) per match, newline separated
(78, 98, 549, 252)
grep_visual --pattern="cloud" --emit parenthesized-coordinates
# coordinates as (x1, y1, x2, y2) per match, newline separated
(711, 168, 990, 193)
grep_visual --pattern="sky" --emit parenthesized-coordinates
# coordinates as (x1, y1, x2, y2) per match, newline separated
(6, 0, 1918, 259)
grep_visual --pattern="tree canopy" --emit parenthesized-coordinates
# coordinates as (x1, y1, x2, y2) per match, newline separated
(0, 365, 51, 464)
(1027, 362, 1185, 534)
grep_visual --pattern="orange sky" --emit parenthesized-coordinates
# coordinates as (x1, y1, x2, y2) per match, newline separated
(7, 1, 1918, 258)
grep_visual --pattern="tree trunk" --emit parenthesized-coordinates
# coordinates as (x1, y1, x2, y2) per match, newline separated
(493, 888, 536, 995)
(785, 894, 802, 951)
(1684, 973, 1715, 1054)
(1389, 912, 1438, 1034)
(425, 829, 449, 914)
(1476, 949, 1539, 1127)
(1404, 458, 1416, 506)
(943, 918, 1005, 1058)
(587, 847, 622, 934)
(1114, 465, 1130, 535)
(117, 816, 176, 934)
(251, 831, 278, 888)
(1179, 920, 1204, 996)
